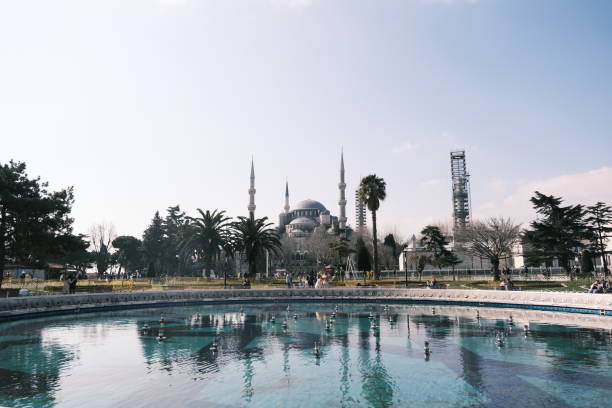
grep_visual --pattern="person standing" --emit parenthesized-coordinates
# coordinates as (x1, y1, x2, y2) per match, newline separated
(69, 272, 78, 294)
(286, 271, 292, 288)
(307, 273, 315, 288)
(315, 273, 323, 289)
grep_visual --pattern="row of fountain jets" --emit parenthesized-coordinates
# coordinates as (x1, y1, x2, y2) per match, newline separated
(141, 305, 529, 356)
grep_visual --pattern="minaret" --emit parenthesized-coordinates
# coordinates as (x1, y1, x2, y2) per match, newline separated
(284, 180, 290, 213)
(338, 151, 347, 230)
(248, 158, 256, 219)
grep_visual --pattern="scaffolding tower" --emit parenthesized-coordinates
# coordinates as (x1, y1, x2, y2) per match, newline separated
(355, 189, 367, 231)
(450, 150, 471, 233)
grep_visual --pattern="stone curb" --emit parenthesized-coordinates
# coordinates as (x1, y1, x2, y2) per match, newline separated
(0, 288, 610, 322)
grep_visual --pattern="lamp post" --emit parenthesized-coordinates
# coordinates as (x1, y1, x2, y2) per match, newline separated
(224, 265, 227, 289)
(404, 251, 408, 287)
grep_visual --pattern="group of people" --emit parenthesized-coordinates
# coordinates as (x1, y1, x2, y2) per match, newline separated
(313, 273, 330, 288)
(283, 271, 331, 289)
(588, 280, 610, 294)
(425, 279, 441, 289)
(61, 272, 79, 294)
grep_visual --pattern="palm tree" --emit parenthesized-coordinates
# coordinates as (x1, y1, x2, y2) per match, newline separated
(232, 216, 282, 279)
(180, 209, 233, 278)
(357, 174, 387, 280)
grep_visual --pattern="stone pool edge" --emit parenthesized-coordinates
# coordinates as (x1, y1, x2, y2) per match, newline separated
(0, 288, 611, 322)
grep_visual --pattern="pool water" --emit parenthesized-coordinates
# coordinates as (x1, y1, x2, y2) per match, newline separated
(0, 303, 610, 407)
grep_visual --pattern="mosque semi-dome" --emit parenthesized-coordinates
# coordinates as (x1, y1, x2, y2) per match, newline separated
(293, 199, 327, 212)
(289, 217, 317, 227)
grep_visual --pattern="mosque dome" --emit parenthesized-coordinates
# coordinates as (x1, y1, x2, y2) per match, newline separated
(289, 217, 317, 227)
(293, 199, 327, 212)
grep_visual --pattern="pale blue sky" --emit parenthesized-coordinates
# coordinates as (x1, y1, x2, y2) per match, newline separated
(1, 0, 611, 239)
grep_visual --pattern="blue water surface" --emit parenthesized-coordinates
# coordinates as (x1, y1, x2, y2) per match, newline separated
(0, 303, 610, 408)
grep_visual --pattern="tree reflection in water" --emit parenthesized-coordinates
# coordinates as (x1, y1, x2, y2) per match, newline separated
(0, 304, 610, 408)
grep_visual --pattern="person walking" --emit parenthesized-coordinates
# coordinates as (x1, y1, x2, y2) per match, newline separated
(286, 271, 293, 288)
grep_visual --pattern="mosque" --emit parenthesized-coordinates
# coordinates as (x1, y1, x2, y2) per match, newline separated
(247, 152, 349, 239)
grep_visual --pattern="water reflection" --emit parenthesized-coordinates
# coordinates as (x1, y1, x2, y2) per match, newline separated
(0, 305, 610, 408)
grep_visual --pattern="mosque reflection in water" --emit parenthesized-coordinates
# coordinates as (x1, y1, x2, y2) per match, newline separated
(0, 304, 611, 408)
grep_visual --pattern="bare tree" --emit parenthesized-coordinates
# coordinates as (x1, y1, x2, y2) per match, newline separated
(459, 217, 520, 281)
(89, 223, 117, 277)
(303, 228, 334, 266)
(407, 253, 428, 281)
(279, 235, 298, 268)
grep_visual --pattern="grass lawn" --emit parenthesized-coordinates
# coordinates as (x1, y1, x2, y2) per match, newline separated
(2, 277, 597, 294)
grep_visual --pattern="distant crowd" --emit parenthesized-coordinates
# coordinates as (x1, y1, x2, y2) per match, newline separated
(279, 271, 332, 289)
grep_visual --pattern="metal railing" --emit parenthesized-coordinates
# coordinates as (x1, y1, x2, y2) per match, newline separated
(348, 267, 604, 281)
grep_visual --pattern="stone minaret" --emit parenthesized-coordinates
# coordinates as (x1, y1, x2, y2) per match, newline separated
(284, 180, 290, 213)
(338, 151, 347, 230)
(248, 159, 256, 219)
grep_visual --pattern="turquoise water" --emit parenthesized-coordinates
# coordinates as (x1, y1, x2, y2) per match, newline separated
(0, 303, 610, 407)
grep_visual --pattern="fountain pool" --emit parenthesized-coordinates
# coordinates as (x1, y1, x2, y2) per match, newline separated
(0, 303, 610, 407)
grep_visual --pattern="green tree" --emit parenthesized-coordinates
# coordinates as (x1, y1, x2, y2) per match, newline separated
(356, 237, 372, 280)
(93, 243, 111, 278)
(580, 249, 594, 275)
(382, 233, 406, 271)
(112, 235, 143, 276)
(439, 250, 462, 278)
(232, 216, 281, 279)
(55, 233, 93, 276)
(163, 205, 189, 276)
(0, 161, 75, 287)
(142, 211, 165, 277)
(460, 217, 520, 281)
(420, 226, 450, 266)
(420, 225, 464, 278)
(357, 175, 387, 280)
(181, 209, 233, 278)
(586, 202, 612, 275)
(522, 192, 590, 279)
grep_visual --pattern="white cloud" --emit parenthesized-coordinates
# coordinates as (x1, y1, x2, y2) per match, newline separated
(392, 141, 420, 154)
(476, 167, 612, 224)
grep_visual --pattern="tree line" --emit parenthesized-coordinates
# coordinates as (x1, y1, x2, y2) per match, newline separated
(0, 160, 283, 286)
(406, 192, 611, 281)
(0, 161, 90, 288)
(93, 209, 282, 281)
(2, 160, 609, 286)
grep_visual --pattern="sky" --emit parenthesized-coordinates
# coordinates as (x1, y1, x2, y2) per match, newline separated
(1, 0, 611, 241)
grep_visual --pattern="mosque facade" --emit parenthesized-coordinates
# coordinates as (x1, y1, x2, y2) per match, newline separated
(277, 153, 348, 238)
(247, 152, 350, 243)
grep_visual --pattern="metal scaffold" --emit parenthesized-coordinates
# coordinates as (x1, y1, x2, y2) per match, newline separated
(450, 150, 471, 234)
